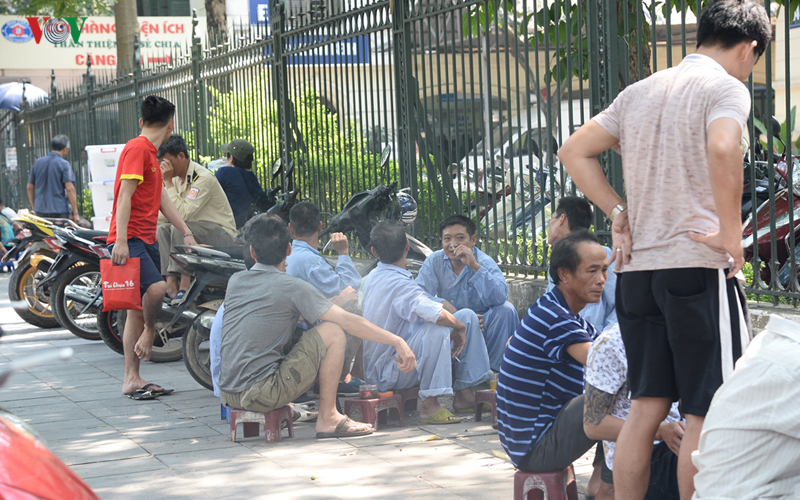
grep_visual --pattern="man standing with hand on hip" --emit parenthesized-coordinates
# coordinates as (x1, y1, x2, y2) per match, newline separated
(557, 0, 770, 497)
(108, 95, 197, 401)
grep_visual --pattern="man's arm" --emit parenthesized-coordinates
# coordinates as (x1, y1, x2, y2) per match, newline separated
(319, 305, 417, 372)
(26, 184, 35, 211)
(565, 342, 591, 365)
(64, 181, 79, 222)
(110, 179, 137, 265)
(688, 118, 745, 278)
(159, 187, 198, 246)
(435, 309, 467, 358)
(558, 121, 630, 268)
(467, 255, 509, 307)
(163, 162, 212, 222)
(583, 382, 626, 441)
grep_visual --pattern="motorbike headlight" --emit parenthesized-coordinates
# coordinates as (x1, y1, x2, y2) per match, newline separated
(792, 159, 800, 197)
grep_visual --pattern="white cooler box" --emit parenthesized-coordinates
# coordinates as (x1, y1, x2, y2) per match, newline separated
(92, 215, 112, 231)
(86, 144, 124, 183)
(89, 181, 115, 218)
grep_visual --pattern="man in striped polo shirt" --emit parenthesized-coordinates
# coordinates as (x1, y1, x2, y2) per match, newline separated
(497, 230, 607, 471)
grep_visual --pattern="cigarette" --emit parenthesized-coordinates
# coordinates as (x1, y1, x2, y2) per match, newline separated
(454, 355, 461, 362)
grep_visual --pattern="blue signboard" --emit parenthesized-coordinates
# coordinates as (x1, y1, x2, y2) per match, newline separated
(250, 0, 270, 24)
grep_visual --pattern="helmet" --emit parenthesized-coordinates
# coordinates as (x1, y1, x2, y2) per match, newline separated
(392, 192, 418, 226)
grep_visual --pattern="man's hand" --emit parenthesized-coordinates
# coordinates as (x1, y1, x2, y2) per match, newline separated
(450, 324, 466, 359)
(111, 240, 129, 266)
(183, 234, 198, 247)
(477, 313, 484, 332)
(394, 339, 417, 373)
(331, 286, 358, 308)
(689, 230, 744, 278)
(160, 158, 175, 186)
(330, 233, 349, 255)
(656, 420, 685, 456)
(442, 300, 457, 314)
(71, 211, 80, 223)
(610, 210, 632, 270)
(452, 244, 479, 270)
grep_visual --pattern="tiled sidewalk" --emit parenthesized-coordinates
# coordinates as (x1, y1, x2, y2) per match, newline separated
(0, 276, 595, 499)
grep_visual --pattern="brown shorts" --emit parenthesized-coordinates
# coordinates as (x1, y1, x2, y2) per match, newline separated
(221, 328, 326, 413)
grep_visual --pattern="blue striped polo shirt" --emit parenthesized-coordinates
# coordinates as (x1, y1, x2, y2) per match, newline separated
(497, 287, 596, 466)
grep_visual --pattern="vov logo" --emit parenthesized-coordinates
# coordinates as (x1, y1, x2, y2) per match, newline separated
(25, 17, 87, 44)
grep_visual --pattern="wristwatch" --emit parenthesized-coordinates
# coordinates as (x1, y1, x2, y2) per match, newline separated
(609, 203, 627, 222)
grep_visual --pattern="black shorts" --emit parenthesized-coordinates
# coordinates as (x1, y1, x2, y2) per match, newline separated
(108, 237, 163, 296)
(601, 442, 679, 499)
(616, 268, 751, 416)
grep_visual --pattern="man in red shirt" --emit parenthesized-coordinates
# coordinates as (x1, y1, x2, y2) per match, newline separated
(108, 95, 197, 400)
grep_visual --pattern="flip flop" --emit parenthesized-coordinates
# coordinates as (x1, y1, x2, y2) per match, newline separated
(421, 408, 464, 425)
(141, 383, 174, 396)
(124, 389, 158, 400)
(316, 416, 374, 439)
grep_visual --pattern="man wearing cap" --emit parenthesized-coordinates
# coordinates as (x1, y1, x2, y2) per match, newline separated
(156, 134, 238, 303)
(215, 139, 266, 228)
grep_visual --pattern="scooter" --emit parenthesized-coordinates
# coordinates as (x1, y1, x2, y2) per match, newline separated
(5, 212, 78, 329)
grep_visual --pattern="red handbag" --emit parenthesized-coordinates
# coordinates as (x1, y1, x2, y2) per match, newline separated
(100, 258, 142, 311)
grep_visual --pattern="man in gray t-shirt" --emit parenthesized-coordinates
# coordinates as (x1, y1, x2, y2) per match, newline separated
(219, 214, 416, 439)
(27, 134, 79, 222)
(557, 0, 770, 497)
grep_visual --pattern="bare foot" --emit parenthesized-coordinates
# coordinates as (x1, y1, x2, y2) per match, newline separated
(135, 327, 155, 361)
(121, 379, 165, 395)
(315, 414, 372, 434)
(453, 388, 476, 412)
(420, 396, 445, 420)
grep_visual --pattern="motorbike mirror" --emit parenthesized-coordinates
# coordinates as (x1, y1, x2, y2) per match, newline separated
(380, 145, 392, 166)
(271, 158, 282, 179)
(285, 159, 295, 178)
(772, 116, 782, 137)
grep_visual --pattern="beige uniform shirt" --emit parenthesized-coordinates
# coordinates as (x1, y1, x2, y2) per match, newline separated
(158, 161, 237, 238)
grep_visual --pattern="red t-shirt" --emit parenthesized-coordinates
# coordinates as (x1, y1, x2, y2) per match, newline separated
(107, 136, 163, 245)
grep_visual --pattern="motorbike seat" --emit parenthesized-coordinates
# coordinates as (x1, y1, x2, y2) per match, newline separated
(74, 229, 109, 240)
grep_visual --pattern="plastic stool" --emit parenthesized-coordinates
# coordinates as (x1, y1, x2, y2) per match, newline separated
(396, 386, 419, 412)
(220, 403, 231, 422)
(343, 394, 404, 431)
(474, 389, 497, 424)
(229, 406, 294, 443)
(513, 465, 578, 500)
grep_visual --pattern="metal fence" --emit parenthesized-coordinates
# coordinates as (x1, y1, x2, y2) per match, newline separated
(1, 0, 798, 303)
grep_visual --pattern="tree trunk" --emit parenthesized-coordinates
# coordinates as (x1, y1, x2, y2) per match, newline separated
(619, 0, 652, 85)
(115, 0, 138, 75)
(205, 0, 226, 44)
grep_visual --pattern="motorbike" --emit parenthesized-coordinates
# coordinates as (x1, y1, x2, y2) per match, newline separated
(742, 117, 800, 288)
(38, 226, 110, 341)
(0, 326, 99, 499)
(5, 212, 77, 329)
(179, 178, 300, 389)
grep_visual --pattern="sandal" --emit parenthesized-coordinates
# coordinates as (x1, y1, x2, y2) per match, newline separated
(421, 408, 463, 425)
(316, 416, 374, 439)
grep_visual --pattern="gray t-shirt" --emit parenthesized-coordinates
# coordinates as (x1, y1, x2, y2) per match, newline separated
(593, 54, 750, 272)
(218, 263, 332, 393)
(28, 152, 76, 214)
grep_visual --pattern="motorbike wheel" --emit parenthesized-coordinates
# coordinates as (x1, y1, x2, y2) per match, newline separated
(8, 255, 60, 328)
(52, 263, 102, 341)
(97, 310, 124, 355)
(182, 321, 213, 391)
(96, 309, 186, 363)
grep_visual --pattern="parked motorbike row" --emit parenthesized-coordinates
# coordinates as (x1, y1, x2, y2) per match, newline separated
(4, 146, 433, 392)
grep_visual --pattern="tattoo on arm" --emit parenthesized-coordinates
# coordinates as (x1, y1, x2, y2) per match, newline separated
(584, 383, 616, 427)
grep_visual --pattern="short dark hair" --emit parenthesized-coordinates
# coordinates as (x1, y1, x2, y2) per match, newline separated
(439, 215, 476, 238)
(555, 196, 593, 232)
(696, 0, 771, 56)
(141, 95, 175, 127)
(230, 154, 254, 170)
(550, 229, 600, 285)
(370, 220, 407, 264)
(242, 214, 292, 266)
(51, 134, 70, 151)
(157, 134, 189, 160)
(289, 202, 320, 238)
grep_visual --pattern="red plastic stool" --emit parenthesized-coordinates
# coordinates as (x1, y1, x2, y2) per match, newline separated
(513, 465, 578, 500)
(229, 406, 294, 444)
(474, 389, 497, 424)
(343, 394, 404, 431)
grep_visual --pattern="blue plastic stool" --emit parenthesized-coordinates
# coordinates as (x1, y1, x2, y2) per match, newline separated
(220, 403, 231, 423)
